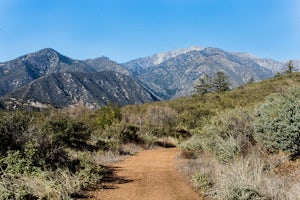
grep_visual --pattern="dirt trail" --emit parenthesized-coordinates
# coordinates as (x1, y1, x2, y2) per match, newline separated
(90, 148, 200, 200)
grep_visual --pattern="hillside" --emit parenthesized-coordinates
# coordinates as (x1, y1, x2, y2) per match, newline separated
(0, 48, 93, 97)
(0, 73, 299, 199)
(2, 71, 158, 109)
(123, 47, 298, 99)
(0, 49, 158, 109)
(1, 47, 299, 109)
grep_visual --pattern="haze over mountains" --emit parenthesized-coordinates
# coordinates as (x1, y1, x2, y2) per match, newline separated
(0, 47, 298, 109)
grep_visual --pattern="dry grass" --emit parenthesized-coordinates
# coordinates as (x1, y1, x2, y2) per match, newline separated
(177, 149, 300, 200)
(22, 170, 81, 200)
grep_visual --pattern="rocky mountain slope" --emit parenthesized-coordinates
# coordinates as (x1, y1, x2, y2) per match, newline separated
(0, 49, 156, 109)
(123, 46, 203, 76)
(2, 71, 157, 109)
(122, 47, 298, 99)
(1, 47, 299, 109)
(84, 56, 130, 75)
(0, 48, 128, 97)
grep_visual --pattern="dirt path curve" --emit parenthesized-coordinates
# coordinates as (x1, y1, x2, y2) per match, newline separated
(90, 148, 200, 200)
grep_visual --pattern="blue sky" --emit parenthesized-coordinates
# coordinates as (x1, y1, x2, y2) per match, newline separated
(0, 0, 299, 62)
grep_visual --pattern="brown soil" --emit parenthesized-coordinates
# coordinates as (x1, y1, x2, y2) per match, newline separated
(88, 148, 201, 200)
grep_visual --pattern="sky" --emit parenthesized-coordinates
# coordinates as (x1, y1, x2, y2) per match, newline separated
(0, 0, 299, 63)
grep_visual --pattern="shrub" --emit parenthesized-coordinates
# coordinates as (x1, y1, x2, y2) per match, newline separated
(201, 108, 255, 163)
(0, 142, 46, 176)
(0, 111, 31, 155)
(97, 104, 122, 129)
(142, 105, 178, 137)
(208, 154, 287, 200)
(254, 87, 300, 154)
(0, 173, 35, 200)
(192, 173, 211, 191)
(44, 114, 91, 149)
(120, 125, 140, 143)
(96, 138, 119, 151)
(75, 158, 106, 189)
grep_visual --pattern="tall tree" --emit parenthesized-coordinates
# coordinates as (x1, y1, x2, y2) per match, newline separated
(194, 74, 213, 94)
(195, 71, 231, 94)
(212, 71, 231, 93)
(286, 60, 294, 74)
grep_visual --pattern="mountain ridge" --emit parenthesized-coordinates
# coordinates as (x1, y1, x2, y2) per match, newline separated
(2, 71, 158, 109)
(1, 47, 299, 109)
(122, 47, 293, 99)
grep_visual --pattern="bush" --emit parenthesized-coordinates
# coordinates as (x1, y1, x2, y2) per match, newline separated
(120, 125, 140, 143)
(76, 158, 106, 189)
(192, 173, 211, 191)
(44, 114, 91, 149)
(208, 154, 285, 200)
(201, 108, 255, 163)
(0, 111, 31, 155)
(97, 104, 122, 130)
(254, 87, 300, 154)
(0, 142, 44, 176)
(0, 173, 35, 200)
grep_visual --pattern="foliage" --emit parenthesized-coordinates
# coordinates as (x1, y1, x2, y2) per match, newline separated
(213, 71, 231, 93)
(0, 110, 106, 199)
(97, 104, 122, 129)
(200, 108, 255, 163)
(0, 111, 31, 155)
(254, 87, 300, 154)
(180, 135, 203, 151)
(75, 158, 106, 190)
(194, 74, 213, 94)
(194, 71, 231, 95)
(192, 173, 211, 191)
(285, 60, 294, 74)
(120, 124, 140, 143)
(0, 142, 44, 176)
(209, 155, 278, 200)
(44, 114, 91, 149)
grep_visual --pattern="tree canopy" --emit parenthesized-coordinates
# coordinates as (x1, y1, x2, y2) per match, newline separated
(195, 71, 231, 94)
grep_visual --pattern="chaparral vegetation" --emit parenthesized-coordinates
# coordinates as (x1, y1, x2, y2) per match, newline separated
(0, 72, 300, 199)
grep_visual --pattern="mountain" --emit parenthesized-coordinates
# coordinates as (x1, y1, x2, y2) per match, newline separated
(0, 48, 130, 97)
(123, 46, 203, 76)
(0, 48, 158, 109)
(0, 48, 93, 97)
(2, 71, 158, 109)
(1, 47, 299, 109)
(122, 47, 293, 99)
(84, 56, 130, 75)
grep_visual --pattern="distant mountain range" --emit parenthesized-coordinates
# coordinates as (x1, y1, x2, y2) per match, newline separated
(0, 48, 155, 109)
(122, 47, 299, 99)
(0, 47, 298, 109)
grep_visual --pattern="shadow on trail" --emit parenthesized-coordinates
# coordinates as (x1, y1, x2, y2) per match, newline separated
(101, 166, 136, 190)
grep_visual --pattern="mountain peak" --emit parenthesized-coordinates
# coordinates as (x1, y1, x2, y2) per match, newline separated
(152, 46, 203, 65)
(123, 46, 204, 72)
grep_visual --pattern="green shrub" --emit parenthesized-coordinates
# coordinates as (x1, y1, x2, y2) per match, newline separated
(0, 142, 45, 176)
(0, 173, 35, 200)
(44, 114, 91, 149)
(201, 108, 255, 163)
(96, 138, 119, 151)
(0, 111, 31, 155)
(254, 87, 300, 154)
(192, 173, 211, 191)
(97, 104, 122, 129)
(120, 125, 140, 143)
(76, 158, 106, 189)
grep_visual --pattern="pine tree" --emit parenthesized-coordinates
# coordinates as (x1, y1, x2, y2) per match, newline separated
(212, 71, 231, 93)
(194, 74, 213, 94)
(286, 60, 294, 74)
